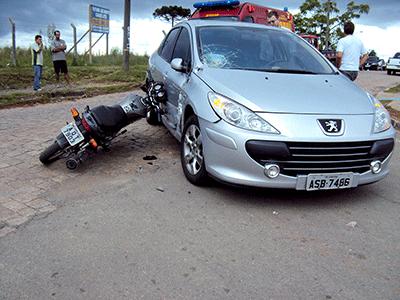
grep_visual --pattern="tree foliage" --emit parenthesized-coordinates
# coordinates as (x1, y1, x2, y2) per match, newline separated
(153, 6, 191, 27)
(294, 0, 369, 49)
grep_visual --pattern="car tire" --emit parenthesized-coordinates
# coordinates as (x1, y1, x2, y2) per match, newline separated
(387, 70, 392, 75)
(180, 115, 208, 186)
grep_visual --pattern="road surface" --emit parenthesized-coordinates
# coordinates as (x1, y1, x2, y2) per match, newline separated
(0, 71, 399, 299)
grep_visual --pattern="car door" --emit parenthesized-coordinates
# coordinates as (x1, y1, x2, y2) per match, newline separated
(163, 26, 192, 134)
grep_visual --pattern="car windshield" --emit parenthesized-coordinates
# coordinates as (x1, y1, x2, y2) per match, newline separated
(197, 26, 335, 74)
(368, 57, 379, 62)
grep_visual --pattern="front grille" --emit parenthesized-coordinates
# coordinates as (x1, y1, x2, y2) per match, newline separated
(246, 140, 394, 177)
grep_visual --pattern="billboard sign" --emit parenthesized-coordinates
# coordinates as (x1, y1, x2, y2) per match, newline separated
(89, 4, 110, 34)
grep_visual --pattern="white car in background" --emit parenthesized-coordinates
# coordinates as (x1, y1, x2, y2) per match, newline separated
(387, 52, 400, 75)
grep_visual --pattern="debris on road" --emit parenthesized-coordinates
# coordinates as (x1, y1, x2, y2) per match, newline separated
(156, 187, 165, 192)
(143, 155, 157, 161)
(273, 211, 279, 215)
(346, 221, 357, 228)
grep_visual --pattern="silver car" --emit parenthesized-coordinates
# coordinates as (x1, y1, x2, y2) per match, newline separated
(147, 20, 396, 191)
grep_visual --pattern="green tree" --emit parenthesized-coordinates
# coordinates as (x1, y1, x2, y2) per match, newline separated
(368, 50, 376, 57)
(153, 6, 191, 27)
(294, 0, 369, 50)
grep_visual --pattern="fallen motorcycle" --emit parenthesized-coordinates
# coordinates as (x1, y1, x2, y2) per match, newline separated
(39, 81, 166, 169)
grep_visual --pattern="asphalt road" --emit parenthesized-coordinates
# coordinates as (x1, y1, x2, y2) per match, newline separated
(0, 71, 399, 300)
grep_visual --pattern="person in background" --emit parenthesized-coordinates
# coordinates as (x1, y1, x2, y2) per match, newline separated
(51, 30, 70, 84)
(336, 21, 368, 81)
(31, 35, 43, 91)
(267, 11, 280, 27)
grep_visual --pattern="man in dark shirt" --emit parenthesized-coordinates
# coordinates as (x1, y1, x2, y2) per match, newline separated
(51, 30, 70, 84)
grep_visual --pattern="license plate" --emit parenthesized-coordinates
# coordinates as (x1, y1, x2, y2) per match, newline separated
(61, 123, 84, 146)
(306, 173, 353, 191)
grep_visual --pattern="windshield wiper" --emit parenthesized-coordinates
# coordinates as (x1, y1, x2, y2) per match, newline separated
(231, 67, 320, 74)
(262, 68, 318, 74)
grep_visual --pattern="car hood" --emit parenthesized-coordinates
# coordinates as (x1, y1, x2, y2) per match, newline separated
(195, 68, 374, 115)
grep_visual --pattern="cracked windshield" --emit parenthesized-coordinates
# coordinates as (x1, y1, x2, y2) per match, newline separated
(197, 26, 335, 74)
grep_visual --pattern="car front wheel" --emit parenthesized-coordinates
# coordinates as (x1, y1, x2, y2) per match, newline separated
(181, 115, 208, 185)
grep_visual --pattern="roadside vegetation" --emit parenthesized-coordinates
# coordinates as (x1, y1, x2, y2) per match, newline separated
(0, 47, 148, 108)
(385, 84, 400, 94)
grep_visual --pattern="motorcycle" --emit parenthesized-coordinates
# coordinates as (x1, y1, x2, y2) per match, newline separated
(39, 81, 166, 169)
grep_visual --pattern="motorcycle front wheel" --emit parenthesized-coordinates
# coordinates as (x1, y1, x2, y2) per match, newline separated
(39, 141, 64, 165)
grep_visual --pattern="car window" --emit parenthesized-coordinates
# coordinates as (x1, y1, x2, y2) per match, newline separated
(197, 26, 335, 74)
(172, 27, 192, 67)
(160, 28, 181, 62)
(394, 53, 400, 58)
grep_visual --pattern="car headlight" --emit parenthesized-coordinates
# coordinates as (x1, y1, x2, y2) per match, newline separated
(369, 94, 391, 133)
(208, 92, 280, 134)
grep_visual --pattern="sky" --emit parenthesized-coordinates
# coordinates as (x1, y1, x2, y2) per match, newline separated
(0, 0, 399, 60)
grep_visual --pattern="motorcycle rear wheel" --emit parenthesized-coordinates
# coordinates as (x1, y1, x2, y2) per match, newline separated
(39, 142, 64, 165)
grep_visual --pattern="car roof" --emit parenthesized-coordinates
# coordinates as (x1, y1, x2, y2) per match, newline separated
(177, 19, 287, 32)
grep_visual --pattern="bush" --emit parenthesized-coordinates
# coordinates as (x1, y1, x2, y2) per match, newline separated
(0, 46, 149, 68)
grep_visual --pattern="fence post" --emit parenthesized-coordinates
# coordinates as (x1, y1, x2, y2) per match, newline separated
(71, 23, 78, 65)
(9, 18, 17, 66)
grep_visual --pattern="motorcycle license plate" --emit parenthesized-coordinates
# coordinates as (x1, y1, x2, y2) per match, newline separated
(306, 173, 353, 191)
(61, 123, 84, 146)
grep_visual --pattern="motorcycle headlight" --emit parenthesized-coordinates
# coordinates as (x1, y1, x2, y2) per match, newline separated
(369, 94, 391, 133)
(208, 92, 280, 134)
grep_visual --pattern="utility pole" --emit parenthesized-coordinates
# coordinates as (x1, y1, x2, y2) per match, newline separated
(71, 23, 78, 65)
(325, 0, 331, 50)
(123, 0, 131, 71)
(106, 33, 109, 56)
(9, 18, 16, 66)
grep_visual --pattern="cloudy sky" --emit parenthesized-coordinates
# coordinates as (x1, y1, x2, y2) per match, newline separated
(1, 0, 399, 60)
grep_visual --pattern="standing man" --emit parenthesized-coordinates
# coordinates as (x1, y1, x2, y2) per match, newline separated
(336, 21, 368, 81)
(51, 30, 70, 84)
(31, 35, 43, 91)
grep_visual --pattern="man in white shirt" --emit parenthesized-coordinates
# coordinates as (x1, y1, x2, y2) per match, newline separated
(336, 21, 368, 81)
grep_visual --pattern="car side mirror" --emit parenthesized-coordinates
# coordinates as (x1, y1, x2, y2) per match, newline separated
(171, 58, 186, 73)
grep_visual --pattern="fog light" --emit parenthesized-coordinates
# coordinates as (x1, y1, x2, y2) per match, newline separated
(370, 160, 382, 174)
(264, 164, 280, 179)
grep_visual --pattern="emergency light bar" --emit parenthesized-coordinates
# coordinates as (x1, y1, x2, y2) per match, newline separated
(193, 0, 240, 9)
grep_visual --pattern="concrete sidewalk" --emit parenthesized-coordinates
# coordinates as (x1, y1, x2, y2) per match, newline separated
(355, 71, 400, 129)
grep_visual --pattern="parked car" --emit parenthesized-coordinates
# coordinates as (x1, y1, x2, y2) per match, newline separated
(387, 52, 400, 75)
(147, 20, 395, 190)
(364, 56, 386, 71)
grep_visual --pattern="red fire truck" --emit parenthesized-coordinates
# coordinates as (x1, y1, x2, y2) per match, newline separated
(190, 1, 337, 65)
(190, 0, 295, 32)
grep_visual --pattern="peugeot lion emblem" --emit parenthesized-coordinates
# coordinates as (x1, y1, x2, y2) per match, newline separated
(318, 119, 344, 136)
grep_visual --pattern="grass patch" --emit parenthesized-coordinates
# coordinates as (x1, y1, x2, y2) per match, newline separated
(385, 84, 400, 94)
(0, 65, 147, 90)
(0, 82, 139, 108)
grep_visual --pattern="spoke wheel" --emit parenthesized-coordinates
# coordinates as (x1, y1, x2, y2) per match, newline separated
(181, 115, 208, 185)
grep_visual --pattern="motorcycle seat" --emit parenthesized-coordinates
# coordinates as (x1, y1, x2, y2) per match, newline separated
(90, 105, 128, 134)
